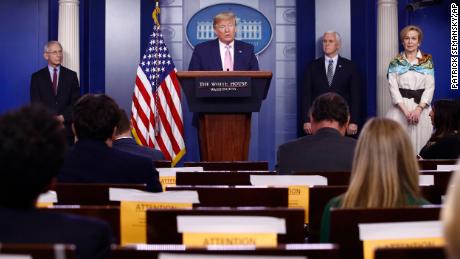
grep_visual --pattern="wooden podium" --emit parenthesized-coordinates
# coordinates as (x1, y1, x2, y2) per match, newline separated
(176, 71, 272, 161)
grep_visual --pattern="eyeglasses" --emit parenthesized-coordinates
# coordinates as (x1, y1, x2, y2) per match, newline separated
(216, 24, 235, 30)
(47, 50, 63, 55)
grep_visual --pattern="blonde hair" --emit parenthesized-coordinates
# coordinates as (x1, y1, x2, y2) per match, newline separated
(441, 163, 460, 259)
(341, 118, 421, 208)
(213, 11, 236, 28)
(400, 25, 423, 43)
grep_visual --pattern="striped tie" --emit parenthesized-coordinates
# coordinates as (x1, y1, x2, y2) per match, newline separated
(327, 59, 334, 86)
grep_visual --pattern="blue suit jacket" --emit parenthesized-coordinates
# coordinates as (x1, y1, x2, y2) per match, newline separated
(30, 66, 80, 124)
(302, 56, 362, 124)
(188, 39, 259, 71)
(0, 206, 112, 259)
(30, 66, 81, 141)
(276, 128, 357, 174)
(112, 137, 165, 161)
(58, 139, 162, 192)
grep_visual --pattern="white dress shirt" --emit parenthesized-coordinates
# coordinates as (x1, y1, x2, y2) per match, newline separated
(324, 55, 339, 75)
(219, 40, 235, 71)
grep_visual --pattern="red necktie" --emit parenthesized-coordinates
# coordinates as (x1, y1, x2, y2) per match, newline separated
(52, 68, 58, 96)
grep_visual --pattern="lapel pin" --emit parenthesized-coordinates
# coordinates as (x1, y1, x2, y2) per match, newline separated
(238, 50, 243, 53)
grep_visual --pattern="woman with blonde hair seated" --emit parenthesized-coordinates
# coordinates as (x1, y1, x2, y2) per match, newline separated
(441, 163, 460, 258)
(320, 118, 430, 242)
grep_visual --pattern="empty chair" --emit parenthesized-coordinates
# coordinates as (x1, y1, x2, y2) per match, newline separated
(146, 207, 305, 244)
(374, 246, 446, 259)
(330, 206, 441, 259)
(53, 183, 147, 205)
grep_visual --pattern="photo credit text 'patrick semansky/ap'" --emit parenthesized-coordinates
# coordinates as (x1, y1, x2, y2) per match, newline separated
(452, 3, 458, 90)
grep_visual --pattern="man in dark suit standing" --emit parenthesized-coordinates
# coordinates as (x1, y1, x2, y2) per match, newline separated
(303, 31, 361, 136)
(276, 92, 357, 174)
(189, 11, 259, 71)
(113, 108, 165, 161)
(0, 104, 112, 259)
(58, 94, 163, 192)
(30, 41, 81, 144)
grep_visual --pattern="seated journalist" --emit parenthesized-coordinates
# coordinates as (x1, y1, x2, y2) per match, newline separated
(113, 108, 165, 162)
(276, 92, 357, 174)
(320, 118, 430, 242)
(58, 94, 163, 192)
(0, 104, 112, 259)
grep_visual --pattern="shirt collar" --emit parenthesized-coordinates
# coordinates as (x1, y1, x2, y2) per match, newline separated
(402, 50, 422, 64)
(219, 40, 234, 49)
(48, 65, 61, 72)
(325, 55, 339, 63)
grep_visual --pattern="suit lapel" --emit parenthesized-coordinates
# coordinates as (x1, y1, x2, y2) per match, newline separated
(331, 56, 344, 88)
(56, 67, 63, 97)
(317, 57, 329, 88)
(234, 40, 242, 71)
(213, 39, 223, 70)
(40, 67, 55, 99)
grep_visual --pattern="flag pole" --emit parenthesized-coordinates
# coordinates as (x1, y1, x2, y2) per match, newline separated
(152, 0, 161, 136)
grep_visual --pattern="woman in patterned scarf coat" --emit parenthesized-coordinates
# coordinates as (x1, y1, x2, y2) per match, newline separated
(386, 25, 434, 153)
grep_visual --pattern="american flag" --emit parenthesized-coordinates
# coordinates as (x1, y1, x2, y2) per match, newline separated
(131, 17, 185, 166)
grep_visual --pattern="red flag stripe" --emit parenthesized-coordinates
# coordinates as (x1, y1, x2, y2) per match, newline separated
(155, 97, 181, 154)
(131, 92, 150, 138)
(158, 81, 184, 139)
(161, 74, 184, 135)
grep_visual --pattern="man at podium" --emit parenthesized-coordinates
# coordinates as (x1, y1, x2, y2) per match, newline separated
(188, 11, 259, 71)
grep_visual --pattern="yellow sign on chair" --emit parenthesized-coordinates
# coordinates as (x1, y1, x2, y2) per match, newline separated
(288, 185, 309, 223)
(177, 215, 285, 248)
(108, 188, 199, 245)
(183, 233, 277, 247)
(36, 190, 57, 208)
(159, 176, 176, 191)
(363, 237, 444, 259)
(120, 201, 192, 245)
(359, 220, 444, 259)
(249, 175, 328, 225)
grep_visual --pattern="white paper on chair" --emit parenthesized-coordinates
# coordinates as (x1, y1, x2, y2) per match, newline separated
(419, 175, 434, 186)
(37, 190, 58, 203)
(109, 188, 199, 203)
(0, 256, 33, 259)
(250, 175, 327, 187)
(437, 164, 459, 171)
(177, 216, 286, 234)
(359, 220, 442, 240)
(159, 254, 306, 259)
(158, 167, 204, 177)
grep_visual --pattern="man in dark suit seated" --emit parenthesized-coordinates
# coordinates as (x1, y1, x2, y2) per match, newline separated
(0, 104, 111, 259)
(302, 31, 362, 136)
(58, 94, 162, 192)
(113, 108, 165, 161)
(30, 41, 81, 144)
(188, 11, 259, 71)
(276, 92, 357, 174)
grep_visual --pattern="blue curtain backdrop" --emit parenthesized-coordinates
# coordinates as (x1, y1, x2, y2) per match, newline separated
(0, 0, 458, 165)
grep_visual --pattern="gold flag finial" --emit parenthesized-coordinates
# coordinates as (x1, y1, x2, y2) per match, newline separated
(152, 0, 160, 27)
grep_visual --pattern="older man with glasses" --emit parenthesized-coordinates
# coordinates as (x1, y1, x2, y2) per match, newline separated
(30, 41, 80, 145)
